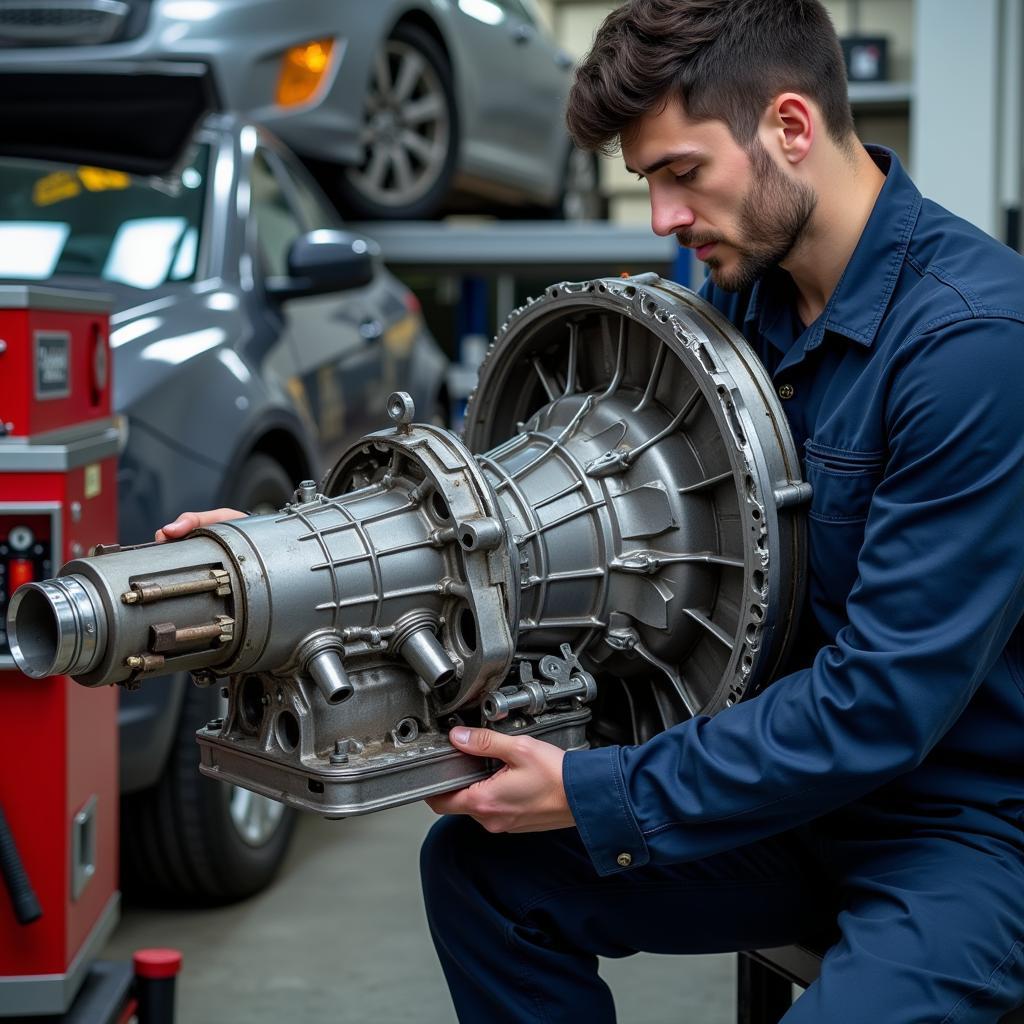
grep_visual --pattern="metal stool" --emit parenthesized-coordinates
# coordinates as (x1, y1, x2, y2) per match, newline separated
(737, 946, 1024, 1023)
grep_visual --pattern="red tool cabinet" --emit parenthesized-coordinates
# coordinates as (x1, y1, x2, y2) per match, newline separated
(0, 284, 121, 1017)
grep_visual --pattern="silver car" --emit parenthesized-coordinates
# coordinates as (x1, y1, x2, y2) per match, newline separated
(0, 0, 601, 220)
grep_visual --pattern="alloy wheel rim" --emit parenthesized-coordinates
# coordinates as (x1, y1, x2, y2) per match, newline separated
(345, 38, 451, 207)
(229, 784, 287, 847)
(562, 148, 601, 221)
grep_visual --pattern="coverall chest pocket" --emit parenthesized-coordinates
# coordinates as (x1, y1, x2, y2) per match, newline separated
(803, 441, 885, 629)
(804, 441, 885, 523)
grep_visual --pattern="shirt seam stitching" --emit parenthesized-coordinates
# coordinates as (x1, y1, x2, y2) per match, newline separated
(939, 939, 1023, 1024)
(640, 786, 819, 834)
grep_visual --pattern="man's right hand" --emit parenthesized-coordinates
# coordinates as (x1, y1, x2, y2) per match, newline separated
(155, 508, 246, 543)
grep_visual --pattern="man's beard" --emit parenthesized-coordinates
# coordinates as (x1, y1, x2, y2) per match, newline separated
(681, 142, 817, 293)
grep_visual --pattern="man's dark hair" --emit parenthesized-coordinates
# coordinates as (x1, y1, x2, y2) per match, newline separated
(567, 0, 855, 155)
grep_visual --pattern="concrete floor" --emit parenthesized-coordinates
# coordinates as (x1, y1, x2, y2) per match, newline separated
(102, 801, 737, 1023)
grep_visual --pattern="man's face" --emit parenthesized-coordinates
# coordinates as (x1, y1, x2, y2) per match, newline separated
(622, 96, 816, 292)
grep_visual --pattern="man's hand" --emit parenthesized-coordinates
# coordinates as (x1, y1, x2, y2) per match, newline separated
(425, 727, 576, 833)
(155, 508, 246, 543)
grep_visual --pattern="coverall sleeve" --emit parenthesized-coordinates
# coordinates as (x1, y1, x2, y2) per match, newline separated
(563, 315, 1024, 875)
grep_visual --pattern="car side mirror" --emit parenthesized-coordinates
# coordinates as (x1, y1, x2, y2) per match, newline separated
(265, 230, 377, 300)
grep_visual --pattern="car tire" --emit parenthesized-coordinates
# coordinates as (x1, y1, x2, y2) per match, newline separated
(120, 454, 299, 904)
(335, 23, 458, 220)
(551, 145, 606, 221)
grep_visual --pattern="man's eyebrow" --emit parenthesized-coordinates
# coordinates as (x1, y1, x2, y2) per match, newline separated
(625, 150, 702, 176)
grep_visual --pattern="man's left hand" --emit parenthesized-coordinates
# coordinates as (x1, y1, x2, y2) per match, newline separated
(425, 727, 576, 833)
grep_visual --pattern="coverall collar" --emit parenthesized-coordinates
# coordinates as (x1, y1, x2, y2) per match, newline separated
(744, 145, 923, 356)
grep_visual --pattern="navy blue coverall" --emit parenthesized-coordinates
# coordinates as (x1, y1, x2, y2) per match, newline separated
(421, 148, 1024, 1023)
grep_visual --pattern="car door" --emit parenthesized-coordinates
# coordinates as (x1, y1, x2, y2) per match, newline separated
(248, 142, 384, 467)
(453, 0, 569, 188)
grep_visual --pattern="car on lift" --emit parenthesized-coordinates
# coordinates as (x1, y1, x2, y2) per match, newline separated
(0, 0, 602, 221)
(0, 111, 448, 901)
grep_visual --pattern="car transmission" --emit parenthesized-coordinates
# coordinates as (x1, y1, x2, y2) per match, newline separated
(7, 275, 809, 817)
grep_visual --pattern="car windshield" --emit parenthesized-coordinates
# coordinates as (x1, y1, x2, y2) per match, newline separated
(0, 145, 209, 288)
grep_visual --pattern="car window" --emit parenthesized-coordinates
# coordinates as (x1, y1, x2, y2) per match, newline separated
(0, 148, 208, 287)
(249, 149, 304, 277)
(272, 147, 342, 232)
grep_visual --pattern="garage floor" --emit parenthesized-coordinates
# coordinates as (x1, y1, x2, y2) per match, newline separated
(102, 801, 735, 1023)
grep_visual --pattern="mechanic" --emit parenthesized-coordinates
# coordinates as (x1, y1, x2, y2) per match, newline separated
(416, 1, 1024, 1021)
(157, 1, 1024, 1020)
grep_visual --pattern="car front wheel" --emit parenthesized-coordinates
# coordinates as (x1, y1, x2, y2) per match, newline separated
(336, 22, 458, 220)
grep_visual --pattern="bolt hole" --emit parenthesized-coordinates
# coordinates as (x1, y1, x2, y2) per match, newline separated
(307, 779, 324, 794)
(276, 710, 300, 752)
(395, 717, 420, 743)
(752, 569, 765, 591)
(751, 507, 761, 521)
(431, 490, 450, 520)
(750, 604, 764, 621)
(745, 624, 758, 643)
(460, 529, 475, 549)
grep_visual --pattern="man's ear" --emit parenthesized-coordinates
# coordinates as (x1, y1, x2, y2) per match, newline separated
(762, 93, 814, 165)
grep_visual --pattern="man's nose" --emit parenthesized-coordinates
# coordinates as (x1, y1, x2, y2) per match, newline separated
(650, 195, 695, 237)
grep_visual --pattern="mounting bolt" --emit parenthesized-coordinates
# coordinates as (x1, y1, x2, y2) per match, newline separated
(125, 656, 144, 670)
(329, 739, 349, 766)
(386, 391, 415, 432)
(206, 718, 224, 731)
(295, 480, 317, 503)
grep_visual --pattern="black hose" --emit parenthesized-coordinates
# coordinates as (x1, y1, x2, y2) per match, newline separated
(0, 803, 42, 925)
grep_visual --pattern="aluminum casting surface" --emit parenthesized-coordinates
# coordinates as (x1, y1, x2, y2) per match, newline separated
(7, 276, 809, 817)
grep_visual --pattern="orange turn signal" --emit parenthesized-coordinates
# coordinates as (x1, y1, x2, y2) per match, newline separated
(276, 38, 335, 107)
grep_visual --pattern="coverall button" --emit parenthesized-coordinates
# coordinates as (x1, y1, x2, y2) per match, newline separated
(778, 383, 795, 400)
(616, 852, 632, 867)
